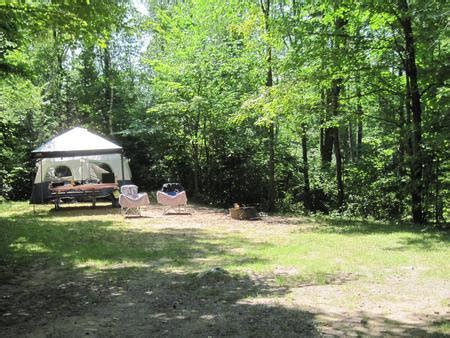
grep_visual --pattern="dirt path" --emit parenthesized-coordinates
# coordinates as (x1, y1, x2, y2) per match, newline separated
(1, 205, 449, 336)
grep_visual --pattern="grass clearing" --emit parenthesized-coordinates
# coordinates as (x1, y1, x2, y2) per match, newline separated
(1, 201, 449, 336)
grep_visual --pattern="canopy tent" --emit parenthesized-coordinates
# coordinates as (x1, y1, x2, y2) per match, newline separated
(32, 127, 123, 158)
(31, 127, 132, 204)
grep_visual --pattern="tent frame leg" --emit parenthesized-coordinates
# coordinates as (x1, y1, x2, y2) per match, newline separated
(120, 154, 125, 186)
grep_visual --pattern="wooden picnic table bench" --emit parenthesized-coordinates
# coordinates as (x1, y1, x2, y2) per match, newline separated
(50, 183, 118, 209)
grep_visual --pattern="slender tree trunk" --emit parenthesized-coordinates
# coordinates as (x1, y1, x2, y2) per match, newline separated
(261, 0, 276, 211)
(434, 157, 442, 225)
(192, 111, 201, 195)
(103, 47, 114, 135)
(51, 29, 65, 127)
(348, 122, 354, 161)
(405, 76, 412, 156)
(321, 89, 334, 166)
(192, 143, 200, 194)
(393, 68, 408, 216)
(319, 91, 324, 160)
(356, 85, 363, 160)
(268, 121, 275, 211)
(356, 120, 362, 159)
(398, 68, 406, 176)
(398, 0, 424, 223)
(301, 124, 311, 210)
(203, 115, 211, 193)
(320, 123, 324, 158)
(108, 86, 114, 135)
(331, 79, 344, 208)
(330, 14, 346, 208)
(334, 128, 344, 208)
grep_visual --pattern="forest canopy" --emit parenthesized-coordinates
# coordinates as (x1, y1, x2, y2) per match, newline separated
(0, 0, 448, 224)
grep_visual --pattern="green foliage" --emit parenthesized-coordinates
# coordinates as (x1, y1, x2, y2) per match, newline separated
(0, 75, 42, 199)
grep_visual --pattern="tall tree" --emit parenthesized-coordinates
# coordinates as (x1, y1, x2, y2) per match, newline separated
(260, 0, 276, 211)
(397, 0, 424, 223)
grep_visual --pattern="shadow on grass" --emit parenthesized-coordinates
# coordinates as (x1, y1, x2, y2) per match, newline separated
(312, 310, 449, 337)
(0, 211, 274, 273)
(48, 204, 121, 217)
(384, 234, 450, 251)
(315, 217, 450, 250)
(0, 210, 448, 336)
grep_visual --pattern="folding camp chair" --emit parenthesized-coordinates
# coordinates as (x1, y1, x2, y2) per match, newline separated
(119, 184, 150, 217)
(156, 183, 188, 214)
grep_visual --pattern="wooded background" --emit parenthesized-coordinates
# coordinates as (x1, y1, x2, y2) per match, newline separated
(1, 0, 448, 224)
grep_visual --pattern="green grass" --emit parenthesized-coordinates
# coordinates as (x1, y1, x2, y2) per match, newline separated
(239, 230, 448, 276)
(434, 320, 450, 335)
(1, 201, 449, 281)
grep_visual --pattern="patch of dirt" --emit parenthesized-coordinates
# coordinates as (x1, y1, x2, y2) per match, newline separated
(270, 269, 450, 336)
(1, 265, 316, 337)
(0, 261, 130, 335)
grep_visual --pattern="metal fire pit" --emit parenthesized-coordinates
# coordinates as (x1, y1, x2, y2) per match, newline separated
(229, 206, 258, 220)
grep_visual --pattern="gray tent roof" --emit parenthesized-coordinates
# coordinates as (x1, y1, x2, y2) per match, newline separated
(32, 127, 123, 158)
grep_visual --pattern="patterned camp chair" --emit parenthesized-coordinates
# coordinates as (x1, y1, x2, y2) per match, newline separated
(119, 184, 150, 217)
(156, 183, 188, 214)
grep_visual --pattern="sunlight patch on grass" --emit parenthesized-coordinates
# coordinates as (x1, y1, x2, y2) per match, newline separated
(219, 229, 449, 283)
(10, 241, 50, 254)
(76, 259, 152, 270)
(274, 271, 342, 287)
(434, 321, 450, 335)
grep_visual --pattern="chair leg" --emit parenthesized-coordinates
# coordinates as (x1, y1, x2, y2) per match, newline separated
(162, 204, 190, 215)
(122, 207, 142, 217)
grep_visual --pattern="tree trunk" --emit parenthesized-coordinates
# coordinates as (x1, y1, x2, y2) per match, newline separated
(108, 86, 114, 135)
(192, 111, 201, 195)
(268, 122, 275, 211)
(321, 127, 334, 166)
(334, 127, 344, 208)
(356, 85, 363, 160)
(398, 0, 424, 224)
(330, 14, 346, 208)
(348, 122, 354, 161)
(356, 119, 362, 159)
(330, 79, 344, 208)
(51, 29, 65, 127)
(434, 157, 442, 225)
(192, 143, 200, 195)
(398, 68, 407, 176)
(261, 0, 276, 211)
(103, 47, 114, 135)
(301, 125, 312, 210)
(320, 89, 333, 166)
(203, 115, 211, 194)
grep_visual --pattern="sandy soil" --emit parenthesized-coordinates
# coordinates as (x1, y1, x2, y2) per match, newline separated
(1, 204, 449, 337)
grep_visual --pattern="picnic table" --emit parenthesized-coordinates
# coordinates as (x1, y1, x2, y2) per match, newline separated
(50, 183, 118, 209)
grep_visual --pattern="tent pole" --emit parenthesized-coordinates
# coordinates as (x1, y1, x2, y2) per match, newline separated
(40, 159, 44, 203)
(33, 160, 37, 215)
(33, 161, 36, 214)
(121, 154, 125, 186)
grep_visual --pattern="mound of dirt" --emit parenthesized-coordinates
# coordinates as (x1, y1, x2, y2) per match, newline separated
(195, 267, 233, 284)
